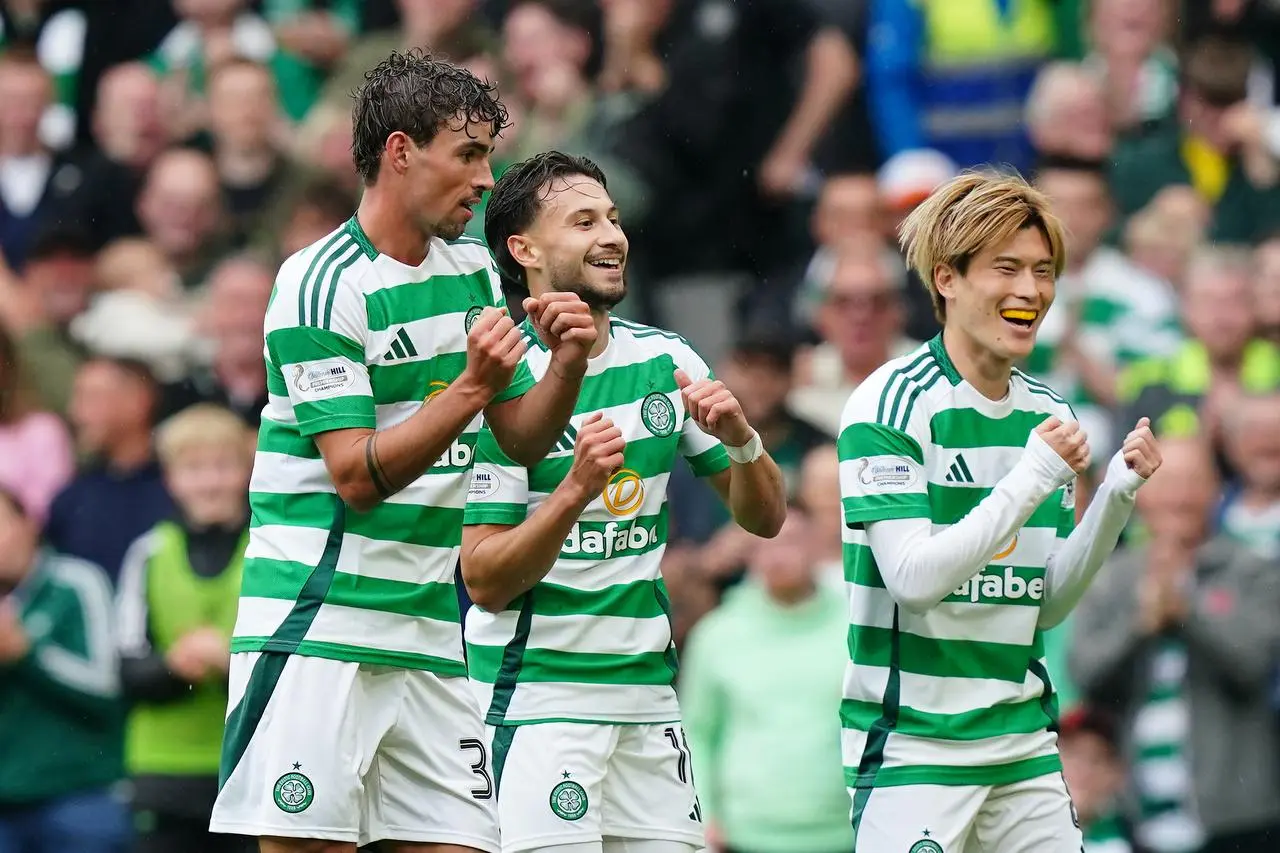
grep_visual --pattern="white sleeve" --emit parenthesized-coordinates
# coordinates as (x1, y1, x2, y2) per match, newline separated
(114, 532, 156, 657)
(1037, 452, 1146, 628)
(865, 431, 1075, 613)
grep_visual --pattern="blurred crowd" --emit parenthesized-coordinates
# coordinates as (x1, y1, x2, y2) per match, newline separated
(1, 0, 1280, 852)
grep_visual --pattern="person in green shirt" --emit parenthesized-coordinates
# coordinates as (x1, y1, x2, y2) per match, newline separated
(681, 507, 854, 853)
(115, 404, 255, 853)
(0, 488, 128, 853)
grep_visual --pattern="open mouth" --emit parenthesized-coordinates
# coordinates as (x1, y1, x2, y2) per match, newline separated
(999, 308, 1038, 330)
(588, 258, 623, 271)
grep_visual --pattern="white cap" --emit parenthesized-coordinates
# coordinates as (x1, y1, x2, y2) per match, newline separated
(877, 148, 959, 211)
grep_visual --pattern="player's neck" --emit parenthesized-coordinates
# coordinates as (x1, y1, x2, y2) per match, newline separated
(589, 309, 611, 358)
(942, 324, 1012, 401)
(355, 186, 431, 266)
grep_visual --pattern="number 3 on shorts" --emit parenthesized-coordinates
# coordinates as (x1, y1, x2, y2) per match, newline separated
(459, 738, 494, 800)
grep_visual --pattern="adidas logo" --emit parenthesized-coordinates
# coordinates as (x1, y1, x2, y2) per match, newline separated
(552, 422, 579, 453)
(383, 327, 419, 361)
(945, 453, 975, 484)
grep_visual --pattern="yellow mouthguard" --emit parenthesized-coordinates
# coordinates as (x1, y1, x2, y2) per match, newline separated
(1000, 309, 1037, 321)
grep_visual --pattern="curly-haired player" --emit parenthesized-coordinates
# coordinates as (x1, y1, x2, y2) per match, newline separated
(210, 52, 597, 853)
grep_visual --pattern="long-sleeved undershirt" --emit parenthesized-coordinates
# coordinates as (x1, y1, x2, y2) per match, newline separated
(866, 434, 1146, 626)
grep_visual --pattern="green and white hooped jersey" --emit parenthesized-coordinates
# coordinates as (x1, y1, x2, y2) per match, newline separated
(464, 318, 730, 726)
(233, 218, 534, 676)
(838, 336, 1077, 789)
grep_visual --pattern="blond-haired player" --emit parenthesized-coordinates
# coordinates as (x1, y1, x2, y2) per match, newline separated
(836, 171, 1162, 852)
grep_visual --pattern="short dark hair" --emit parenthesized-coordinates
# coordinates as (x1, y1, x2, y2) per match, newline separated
(27, 225, 96, 264)
(1181, 35, 1252, 107)
(484, 151, 608, 289)
(351, 49, 509, 185)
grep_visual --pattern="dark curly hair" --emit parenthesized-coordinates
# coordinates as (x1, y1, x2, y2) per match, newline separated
(351, 49, 510, 185)
(484, 151, 608, 289)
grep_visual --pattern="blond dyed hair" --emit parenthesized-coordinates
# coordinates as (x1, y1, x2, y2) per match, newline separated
(156, 404, 254, 469)
(898, 170, 1067, 323)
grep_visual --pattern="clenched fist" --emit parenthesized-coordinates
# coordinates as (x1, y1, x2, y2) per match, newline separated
(1036, 416, 1091, 474)
(1119, 417, 1161, 479)
(567, 413, 626, 501)
(674, 369, 754, 446)
(523, 292, 597, 371)
(458, 307, 527, 400)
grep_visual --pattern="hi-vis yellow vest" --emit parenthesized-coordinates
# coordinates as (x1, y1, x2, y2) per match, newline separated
(918, 0, 1055, 68)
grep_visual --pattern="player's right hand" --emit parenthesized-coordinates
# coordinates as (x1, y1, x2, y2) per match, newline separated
(568, 412, 626, 500)
(460, 306, 527, 399)
(1035, 416, 1091, 474)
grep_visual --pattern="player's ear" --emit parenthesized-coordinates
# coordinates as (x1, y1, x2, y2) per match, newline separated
(933, 263, 958, 302)
(385, 131, 413, 176)
(508, 234, 538, 272)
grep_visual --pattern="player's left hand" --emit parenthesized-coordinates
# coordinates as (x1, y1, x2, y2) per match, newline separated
(674, 369, 754, 447)
(524, 292, 596, 369)
(1120, 417, 1161, 479)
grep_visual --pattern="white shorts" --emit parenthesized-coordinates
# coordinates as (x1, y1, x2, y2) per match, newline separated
(850, 772, 1083, 853)
(488, 721, 705, 853)
(210, 652, 499, 850)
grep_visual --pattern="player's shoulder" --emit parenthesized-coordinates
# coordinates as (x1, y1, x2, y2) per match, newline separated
(272, 222, 375, 316)
(429, 234, 498, 276)
(1011, 369, 1076, 420)
(609, 317, 704, 365)
(839, 340, 943, 432)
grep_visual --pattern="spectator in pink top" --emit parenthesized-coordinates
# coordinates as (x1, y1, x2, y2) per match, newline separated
(0, 324, 73, 524)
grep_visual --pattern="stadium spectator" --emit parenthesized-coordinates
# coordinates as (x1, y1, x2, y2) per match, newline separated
(1058, 706, 1137, 853)
(0, 49, 83, 270)
(45, 357, 174, 585)
(0, 324, 73, 526)
(1254, 232, 1280, 345)
(134, 147, 231, 290)
(116, 404, 252, 853)
(161, 254, 272, 426)
(1084, 0, 1177, 133)
(0, 489, 127, 853)
(1116, 245, 1280, 451)
(259, 0, 361, 123)
(0, 225, 96, 416)
(1219, 393, 1280, 560)
(1071, 437, 1280, 853)
(868, 0, 1057, 173)
(149, 0, 278, 140)
(317, 0, 491, 114)
(789, 242, 917, 436)
(1110, 35, 1280, 244)
(1026, 62, 1115, 166)
(1031, 160, 1181, 456)
(682, 507, 853, 853)
(670, 327, 829, 548)
(613, 0, 856, 353)
(201, 58, 311, 253)
(275, 175, 357, 259)
(795, 443, 842, 590)
(51, 62, 169, 250)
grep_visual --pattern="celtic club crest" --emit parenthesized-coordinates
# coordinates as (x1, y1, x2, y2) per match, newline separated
(640, 392, 676, 437)
(273, 772, 314, 814)
(549, 780, 588, 821)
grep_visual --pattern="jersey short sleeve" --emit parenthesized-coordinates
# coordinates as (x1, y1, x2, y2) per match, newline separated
(672, 340, 730, 478)
(837, 379, 930, 526)
(265, 252, 375, 437)
(487, 261, 536, 405)
(464, 425, 530, 526)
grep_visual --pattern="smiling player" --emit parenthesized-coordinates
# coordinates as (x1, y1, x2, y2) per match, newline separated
(210, 53, 598, 853)
(460, 151, 787, 853)
(836, 171, 1162, 852)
